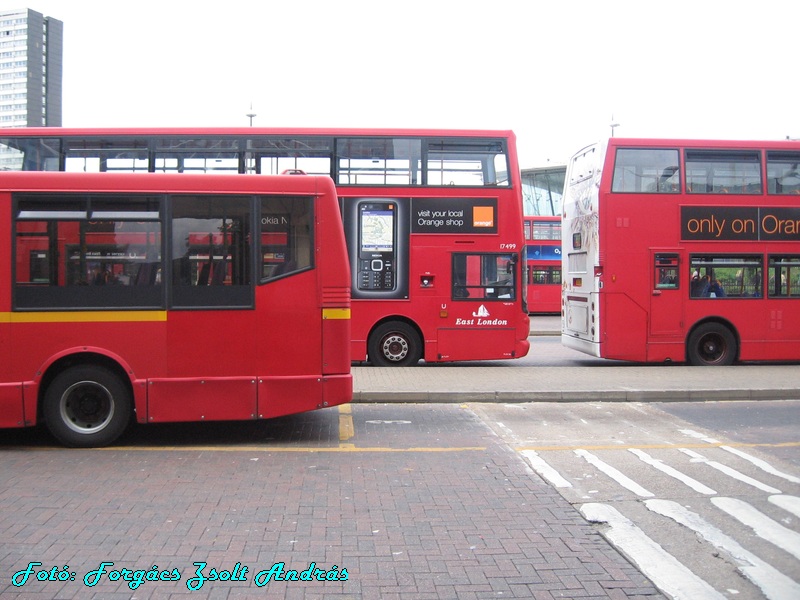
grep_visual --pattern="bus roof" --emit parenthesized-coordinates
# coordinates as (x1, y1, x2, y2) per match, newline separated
(0, 126, 516, 139)
(606, 137, 799, 149)
(0, 170, 336, 195)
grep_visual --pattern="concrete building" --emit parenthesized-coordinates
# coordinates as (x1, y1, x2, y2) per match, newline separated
(0, 7, 62, 127)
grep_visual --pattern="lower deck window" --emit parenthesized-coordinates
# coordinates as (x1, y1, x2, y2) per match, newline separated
(452, 253, 517, 300)
(689, 255, 762, 298)
(14, 195, 163, 309)
(767, 256, 800, 298)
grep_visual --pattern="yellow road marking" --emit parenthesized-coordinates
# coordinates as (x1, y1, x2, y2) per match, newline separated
(338, 404, 354, 442)
(97, 446, 485, 453)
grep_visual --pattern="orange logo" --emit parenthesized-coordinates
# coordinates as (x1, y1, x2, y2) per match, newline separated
(472, 206, 494, 228)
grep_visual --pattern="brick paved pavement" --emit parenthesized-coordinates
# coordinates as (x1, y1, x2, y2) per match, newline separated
(0, 404, 662, 599)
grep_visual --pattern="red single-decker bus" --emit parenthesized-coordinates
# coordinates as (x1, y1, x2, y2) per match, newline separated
(0, 171, 351, 446)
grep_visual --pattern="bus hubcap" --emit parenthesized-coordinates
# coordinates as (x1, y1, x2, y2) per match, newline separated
(60, 381, 114, 434)
(382, 334, 409, 361)
(701, 336, 723, 361)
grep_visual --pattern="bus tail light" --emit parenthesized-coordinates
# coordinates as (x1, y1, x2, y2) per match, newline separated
(594, 265, 603, 278)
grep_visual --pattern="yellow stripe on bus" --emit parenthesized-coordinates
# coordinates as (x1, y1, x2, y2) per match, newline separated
(1, 311, 168, 323)
(322, 308, 351, 320)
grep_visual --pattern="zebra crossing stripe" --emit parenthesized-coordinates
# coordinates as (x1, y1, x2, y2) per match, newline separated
(680, 429, 800, 484)
(769, 494, 800, 519)
(679, 448, 782, 494)
(574, 449, 654, 497)
(719, 446, 800, 484)
(520, 450, 572, 488)
(580, 502, 726, 600)
(628, 448, 717, 495)
(646, 499, 800, 600)
(711, 497, 800, 561)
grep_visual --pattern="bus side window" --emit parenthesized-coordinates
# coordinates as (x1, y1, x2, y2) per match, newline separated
(654, 254, 679, 289)
(261, 196, 313, 281)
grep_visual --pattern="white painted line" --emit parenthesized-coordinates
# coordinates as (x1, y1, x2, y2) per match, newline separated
(769, 494, 800, 519)
(520, 450, 572, 488)
(680, 429, 800, 484)
(712, 497, 800, 561)
(719, 446, 800, 484)
(646, 499, 800, 600)
(580, 502, 725, 600)
(628, 448, 717, 495)
(679, 448, 781, 494)
(574, 449, 654, 497)
(680, 429, 720, 443)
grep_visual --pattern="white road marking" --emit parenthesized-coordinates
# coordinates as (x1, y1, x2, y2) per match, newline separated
(679, 448, 782, 494)
(769, 494, 800, 519)
(711, 497, 800, 561)
(646, 499, 800, 600)
(719, 446, 800, 484)
(580, 502, 726, 600)
(574, 449, 654, 497)
(628, 448, 717, 495)
(520, 450, 572, 488)
(680, 429, 800, 484)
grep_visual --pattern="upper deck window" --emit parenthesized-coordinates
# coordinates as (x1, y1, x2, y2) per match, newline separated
(334, 137, 509, 187)
(685, 149, 762, 194)
(336, 137, 422, 185)
(611, 148, 680, 193)
(767, 151, 800, 195)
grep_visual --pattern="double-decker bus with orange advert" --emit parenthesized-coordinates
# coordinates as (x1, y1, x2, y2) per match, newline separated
(562, 138, 800, 365)
(0, 128, 530, 365)
(0, 171, 351, 446)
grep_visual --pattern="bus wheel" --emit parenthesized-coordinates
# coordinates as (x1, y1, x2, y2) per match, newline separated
(687, 323, 737, 366)
(368, 322, 422, 366)
(43, 366, 132, 447)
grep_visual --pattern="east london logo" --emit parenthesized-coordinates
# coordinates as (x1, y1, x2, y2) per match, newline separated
(455, 305, 509, 326)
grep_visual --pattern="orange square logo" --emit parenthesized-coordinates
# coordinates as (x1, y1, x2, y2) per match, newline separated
(472, 206, 494, 228)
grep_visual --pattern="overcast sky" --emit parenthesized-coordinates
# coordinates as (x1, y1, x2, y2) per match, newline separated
(4, 0, 797, 167)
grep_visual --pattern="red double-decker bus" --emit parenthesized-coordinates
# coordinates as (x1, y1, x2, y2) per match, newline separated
(562, 138, 800, 365)
(0, 128, 530, 365)
(524, 215, 562, 313)
(0, 171, 351, 446)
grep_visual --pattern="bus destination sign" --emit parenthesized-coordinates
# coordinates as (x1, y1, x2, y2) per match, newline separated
(681, 206, 800, 241)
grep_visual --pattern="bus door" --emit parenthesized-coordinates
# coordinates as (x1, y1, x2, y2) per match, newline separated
(649, 251, 683, 337)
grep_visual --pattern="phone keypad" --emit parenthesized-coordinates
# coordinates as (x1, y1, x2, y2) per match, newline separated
(358, 259, 394, 290)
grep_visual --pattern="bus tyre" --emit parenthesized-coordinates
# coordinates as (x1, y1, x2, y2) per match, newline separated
(43, 366, 132, 447)
(687, 323, 737, 366)
(369, 322, 422, 366)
